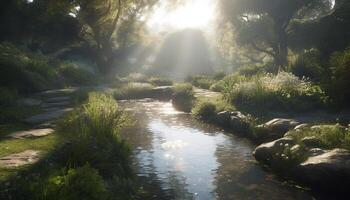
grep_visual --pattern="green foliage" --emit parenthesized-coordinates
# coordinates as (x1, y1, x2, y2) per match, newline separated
(148, 77, 173, 86)
(58, 62, 97, 86)
(223, 72, 327, 112)
(58, 93, 131, 177)
(0, 42, 55, 93)
(172, 83, 195, 112)
(238, 65, 264, 77)
(287, 124, 350, 150)
(187, 75, 217, 89)
(42, 165, 108, 200)
(328, 47, 350, 107)
(192, 101, 217, 120)
(289, 49, 326, 81)
(210, 73, 246, 92)
(114, 83, 154, 100)
(0, 87, 18, 106)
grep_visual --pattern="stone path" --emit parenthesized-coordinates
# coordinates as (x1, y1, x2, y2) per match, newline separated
(1, 88, 76, 167)
(0, 150, 40, 167)
(194, 88, 221, 99)
(7, 128, 54, 139)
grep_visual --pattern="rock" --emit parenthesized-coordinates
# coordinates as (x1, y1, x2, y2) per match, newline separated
(294, 123, 308, 130)
(229, 111, 250, 133)
(0, 150, 40, 167)
(17, 98, 42, 106)
(307, 148, 327, 157)
(44, 96, 70, 103)
(294, 149, 350, 191)
(24, 108, 73, 124)
(7, 128, 54, 139)
(301, 136, 322, 148)
(215, 111, 231, 125)
(151, 86, 173, 100)
(35, 122, 56, 129)
(259, 118, 300, 139)
(253, 137, 295, 165)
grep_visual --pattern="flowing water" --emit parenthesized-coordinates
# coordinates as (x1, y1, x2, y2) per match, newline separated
(119, 99, 314, 200)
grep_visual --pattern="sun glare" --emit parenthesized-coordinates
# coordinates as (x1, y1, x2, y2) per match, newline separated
(147, 0, 216, 31)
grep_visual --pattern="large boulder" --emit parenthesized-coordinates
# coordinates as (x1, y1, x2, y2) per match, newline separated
(215, 111, 231, 126)
(229, 111, 250, 133)
(253, 137, 295, 165)
(293, 149, 350, 192)
(258, 118, 300, 140)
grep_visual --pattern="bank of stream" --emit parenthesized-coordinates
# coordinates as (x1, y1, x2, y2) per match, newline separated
(119, 99, 314, 200)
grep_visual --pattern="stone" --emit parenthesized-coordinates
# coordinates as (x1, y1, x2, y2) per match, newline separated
(301, 136, 322, 148)
(7, 128, 54, 139)
(17, 98, 42, 106)
(259, 118, 300, 139)
(294, 149, 350, 191)
(294, 123, 308, 130)
(215, 111, 231, 125)
(253, 137, 295, 165)
(24, 108, 73, 124)
(307, 148, 327, 157)
(0, 150, 40, 167)
(229, 112, 250, 133)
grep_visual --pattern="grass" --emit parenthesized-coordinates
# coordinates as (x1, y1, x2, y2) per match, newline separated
(187, 75, 217, 89)
(172, 83, 195, 112)
(113, 82, 155, 100)
(222, 72, 328, 113)
(286, 124, 350, 150)
(192, 100, 217, 120)
(0, 92, 135, 199)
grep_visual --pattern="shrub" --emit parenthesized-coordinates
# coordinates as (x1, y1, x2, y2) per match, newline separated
(328, 47, 350, 107)
(58, 62, 97, 86)
(289, 49, 325, 81)
(286, 124, 350, 150)
(0, 42, 54, 93)
(148, 77, 173, 86)
(43, 165, 108, 200)
(238, 65, 264, 77)
(187, 75, 217, 89)
(223, 72, 327, 112)
(58, 93, 131, 177)
(172, 83, 195, 112)
(210, 73, 246, 92)
(114, 83, 154, 100)
(192, 101, 217, 120)
(0, 87, 18, 106)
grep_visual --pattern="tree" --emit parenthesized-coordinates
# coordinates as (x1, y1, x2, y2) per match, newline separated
(219, 0, 333, 69)
(77, 0, 159, 74)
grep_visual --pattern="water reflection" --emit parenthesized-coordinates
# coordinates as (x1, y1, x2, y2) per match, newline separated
(119, 100, 313, 200)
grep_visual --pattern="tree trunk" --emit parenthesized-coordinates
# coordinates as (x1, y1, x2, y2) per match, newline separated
(274, 23, 288, 71)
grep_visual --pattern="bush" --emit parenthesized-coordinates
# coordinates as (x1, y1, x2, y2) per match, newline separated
(58, 93, 131, 177)
(43, 165, 108, 200)
(328, 47, 350, 107)
(187, 75, 217, 89)
(148, 77, 173, 86)
(0, 42, 55, 93)
(172, 83, 195, 112)
(0, 87, 18, 106)
(289, 49, 325, 81)
(286, 124, 350, 150)
(192, 101, 217, 120)
(58, 62, 97, 86)
(223, 72, 327, 112)
(210, 73, 246, 92)
(113, 83, 154, 100)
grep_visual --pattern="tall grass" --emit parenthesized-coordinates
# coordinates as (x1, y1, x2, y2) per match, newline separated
(172, 83, 195, 112)
(222, 72, 327, 112)
(58, 93, 131, 177)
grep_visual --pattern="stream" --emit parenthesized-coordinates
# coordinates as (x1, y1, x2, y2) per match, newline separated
(119, 99, 314, 200)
